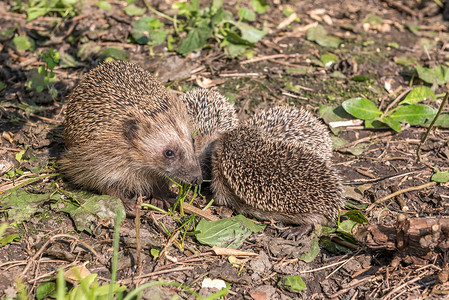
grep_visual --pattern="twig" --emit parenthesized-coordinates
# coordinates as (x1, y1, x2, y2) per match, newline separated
(0, 173, 60, 195)
(182, 202, 219, 221)
(240, 54, 298, 65)
(329, 275, 384, 298)
(21, 234, 102, 278)
(153, 231, 180, 272)
(325, 249, 362, 279)
(219, 73, 260, 77)
(335, 131, 395, 150)
(417, 90, 449, 170)
(0, 146, 22, 152)
(29, 113, 60, 123)
(141, 0, 175, 23)
(118, 266, 195, 285)
(381, 88, 412, 118)
(383, 275, 425, 299)
(366, 181, 437, 211)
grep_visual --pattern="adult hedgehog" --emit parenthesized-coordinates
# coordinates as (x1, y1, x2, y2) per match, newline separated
(61, 61, 202, 201)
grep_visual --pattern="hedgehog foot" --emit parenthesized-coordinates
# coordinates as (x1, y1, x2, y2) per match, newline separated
(281, 223, 313, 240)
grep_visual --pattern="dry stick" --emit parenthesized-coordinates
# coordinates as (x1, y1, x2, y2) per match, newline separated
(153, 230, 180, 272)
(381, 88, 412, 118)
(329, 275, 384, 298)
(325, 249, 362, 280)
(21, 234, 101, 277)
(417, 90, 449, 170)
(118, 266, 195, 285)
(335, 131, 395, 151)
(366, 181, 437, 211)
(240, 54, 298, 65)
(383, 275, 425, 299)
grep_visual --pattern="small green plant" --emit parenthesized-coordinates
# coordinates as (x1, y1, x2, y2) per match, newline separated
(12, 0, 80, 22)
(26, 48, 60, 99)
(132, 0, 268, 58)
(340, 86, 439, 132)
(174, 0, 268, 57)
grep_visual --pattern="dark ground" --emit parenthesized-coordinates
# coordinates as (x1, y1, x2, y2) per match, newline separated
(1, 0, 449, 299)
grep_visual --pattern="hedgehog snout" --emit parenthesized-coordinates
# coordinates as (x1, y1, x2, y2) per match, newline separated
(190, 174, 203, 186)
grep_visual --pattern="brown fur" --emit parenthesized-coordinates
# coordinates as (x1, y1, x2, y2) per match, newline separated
(211, 125, 344, 227)
(61, 61, 202, 200)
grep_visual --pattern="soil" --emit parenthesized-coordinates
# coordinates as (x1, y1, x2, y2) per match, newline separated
(1, 0, 449, 299)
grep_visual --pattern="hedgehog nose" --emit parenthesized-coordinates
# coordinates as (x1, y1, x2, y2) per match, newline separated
(191, 175, 203, 186)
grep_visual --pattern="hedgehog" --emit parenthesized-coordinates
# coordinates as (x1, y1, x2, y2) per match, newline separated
(60, 61, 203, 203)
(245, 106, 333, 161)
(179, 88, 238, 179)
(210, 125, 344, 239)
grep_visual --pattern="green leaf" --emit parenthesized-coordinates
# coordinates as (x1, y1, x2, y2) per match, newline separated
(286, 66, 312, 74)
(61, 191, 126, 233)
(60, 53, 86, 68)
(0, 233, 20, 247)
(96, 1, 112, 10)
(389, 104, 436, 125)
(381, 116, 402, 132)
(0, 81, 5, 92)
(282, 6, 295, 17)
(211, 0, 224, 13)
(394, 56, 417, 66)
(431, 171, 449, 183)
(238, 7, 256, 21)
(0, 190, 51, 223)
(306, 25, 342, 48)
(342, 97, 382, 120)
(341, 210, 368, 224)
(338, 142, 369, 156)
(15, 150, 25, 162)
(36, 282, 56, 300)
(12, 35, 34, 51)
(100, 47, 130, 61)
(387, 42, 399, 49)
(337, 219, 358, 235)
(299, 237, 320, 262)
(251, 0, 269, 14)
(123, 4, 145, 16)
(230, 21, 268, 43)
(0, 27, 16, 39)
(177, 25, 213, 56)
(401, 86, 436, 105)
(223, 41, 248, 58)
(432, 114, 449, 128)
(196, 215, 266, 249)
(321, 53, 338, 67)
(416, 64, 449, 85)
(278, 275, 306, 293)
(362, 14, 383, 25)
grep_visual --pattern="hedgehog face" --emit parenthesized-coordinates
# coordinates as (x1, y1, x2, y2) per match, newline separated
(124, 118, 203, 186)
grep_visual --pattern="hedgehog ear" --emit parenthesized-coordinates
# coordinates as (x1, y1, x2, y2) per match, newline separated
(123, 119, 139, 141)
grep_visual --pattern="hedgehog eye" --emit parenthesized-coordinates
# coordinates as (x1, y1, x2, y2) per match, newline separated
(164, 149, 175, 158)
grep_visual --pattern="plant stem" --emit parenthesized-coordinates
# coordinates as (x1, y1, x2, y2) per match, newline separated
(416, 90, 449, 170)
(142, 0, 176, 23)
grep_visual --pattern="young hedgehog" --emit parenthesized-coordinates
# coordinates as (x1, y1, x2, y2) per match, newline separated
(245, 106, 333, 161)
(211, 125, 344, 239)
(179, 88, 238, 179)
(60, 61, 203, 202)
